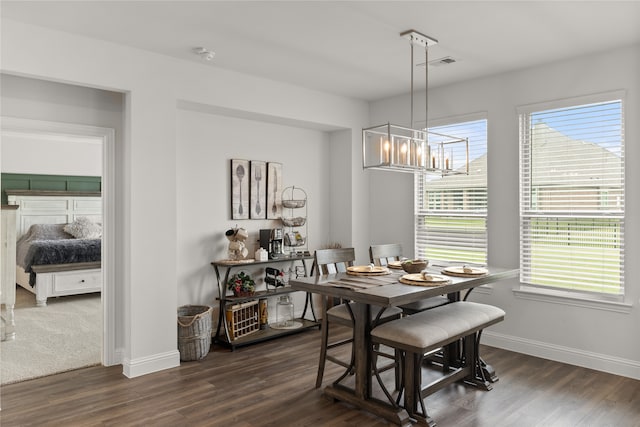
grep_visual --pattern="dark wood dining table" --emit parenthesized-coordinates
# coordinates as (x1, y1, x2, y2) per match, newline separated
(290, 262, 519, 426)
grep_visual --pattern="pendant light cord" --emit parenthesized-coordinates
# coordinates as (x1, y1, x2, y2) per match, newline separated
(425, 45, 428, 132)
(410, 43, 414, 129)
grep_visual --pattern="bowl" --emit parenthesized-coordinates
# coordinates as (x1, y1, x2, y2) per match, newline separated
(401, 259, 429, 274)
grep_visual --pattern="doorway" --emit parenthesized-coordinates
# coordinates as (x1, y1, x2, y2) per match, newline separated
(1, 116, 117, 373)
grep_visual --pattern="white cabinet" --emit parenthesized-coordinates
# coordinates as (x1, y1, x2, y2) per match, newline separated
(1, 205, 18, 341)
(30, 265, 101, 305)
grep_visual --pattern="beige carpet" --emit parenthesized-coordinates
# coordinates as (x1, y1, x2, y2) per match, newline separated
(1, 286, 101, 385)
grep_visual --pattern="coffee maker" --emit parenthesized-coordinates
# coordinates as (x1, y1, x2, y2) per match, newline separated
(259, 228, 286, 259)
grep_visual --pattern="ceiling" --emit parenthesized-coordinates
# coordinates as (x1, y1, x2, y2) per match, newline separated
(2, 1, 639, 101)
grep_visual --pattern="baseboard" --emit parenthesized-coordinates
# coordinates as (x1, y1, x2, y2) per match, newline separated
(482, 331, 640, 380)
(122, 350, 180, 378)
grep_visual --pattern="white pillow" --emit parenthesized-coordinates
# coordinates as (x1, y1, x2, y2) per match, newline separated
(63, 217, 102, 239)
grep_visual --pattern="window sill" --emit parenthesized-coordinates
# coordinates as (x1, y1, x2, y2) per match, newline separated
(513, 286, 632, 314)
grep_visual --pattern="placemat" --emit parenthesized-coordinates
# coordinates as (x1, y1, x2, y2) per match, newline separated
(327, 274, 399, 290)
(387, 261, 404, 269)
(441, 266, 489, 277)
(327, 279, 381, 290)
(346, 265, 391, 276)
(399, 273, 450, 287)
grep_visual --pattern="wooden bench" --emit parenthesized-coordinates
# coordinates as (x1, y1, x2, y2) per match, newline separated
(370, 301, 505, 426)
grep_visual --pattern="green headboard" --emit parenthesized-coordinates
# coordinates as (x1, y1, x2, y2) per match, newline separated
(1, 173, 101, 204)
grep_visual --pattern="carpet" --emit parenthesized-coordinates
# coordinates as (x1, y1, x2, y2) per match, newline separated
(1, 286, 101, 385)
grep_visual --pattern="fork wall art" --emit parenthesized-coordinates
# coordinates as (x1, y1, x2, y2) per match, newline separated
(230, 159, 283, 220)
(231, 159, 250, 220)
(250, 160, 266, 219)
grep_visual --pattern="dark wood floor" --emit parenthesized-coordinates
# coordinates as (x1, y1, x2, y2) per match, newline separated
(1, 326, 639, 427)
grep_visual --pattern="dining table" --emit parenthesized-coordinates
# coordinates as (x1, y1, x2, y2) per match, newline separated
(289, 261, 519, 426)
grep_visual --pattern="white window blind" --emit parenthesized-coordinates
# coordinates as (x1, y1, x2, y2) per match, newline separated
(519, 95, 625, 295)
(416, 118, 487, 264)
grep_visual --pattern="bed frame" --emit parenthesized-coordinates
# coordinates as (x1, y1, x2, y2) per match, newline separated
(7, 190, 102, 307)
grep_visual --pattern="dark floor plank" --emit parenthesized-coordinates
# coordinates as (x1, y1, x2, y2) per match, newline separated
(1, 327, 639, 426)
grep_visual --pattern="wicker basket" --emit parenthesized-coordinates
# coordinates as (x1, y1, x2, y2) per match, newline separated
(177, 305, 212, 361)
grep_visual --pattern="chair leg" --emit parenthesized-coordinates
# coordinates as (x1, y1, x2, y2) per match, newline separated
(394, 348, 402, 391)
(315, 298, 330, 388)
(370, 343, 400, 409)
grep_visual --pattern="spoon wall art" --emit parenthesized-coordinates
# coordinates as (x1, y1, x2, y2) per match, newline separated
(230, 159, 249, 219)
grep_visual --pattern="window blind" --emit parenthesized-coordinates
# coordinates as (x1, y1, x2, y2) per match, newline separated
(416, 119, 487, 265)
(519, 97, 625, 295)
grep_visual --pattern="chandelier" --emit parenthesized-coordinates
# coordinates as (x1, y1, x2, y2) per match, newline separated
(362, 30, 468, 175)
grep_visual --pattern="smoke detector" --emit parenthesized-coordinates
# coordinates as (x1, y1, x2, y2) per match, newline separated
(193, 47, 215, 61)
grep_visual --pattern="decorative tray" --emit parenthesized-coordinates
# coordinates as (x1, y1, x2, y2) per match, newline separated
(441, 266, 489, 277)
(346, 265, 391, 276)
(399, 273, 450, 287)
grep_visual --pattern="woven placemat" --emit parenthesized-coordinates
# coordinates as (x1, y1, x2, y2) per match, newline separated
(399, 273, 450, 287)
(441, 266, 489, 278)
(386, 261, 404, 269)
(346, 266, 391, 276)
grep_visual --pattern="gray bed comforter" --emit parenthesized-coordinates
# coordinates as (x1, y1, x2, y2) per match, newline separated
(16, 224, 101, 286)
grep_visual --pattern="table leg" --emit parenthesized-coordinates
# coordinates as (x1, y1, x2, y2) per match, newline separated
(322, 302, 412, 426)
(352, 302, 371, 399)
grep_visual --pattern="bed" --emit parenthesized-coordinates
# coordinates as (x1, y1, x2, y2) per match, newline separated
(7, 190, 102, 307)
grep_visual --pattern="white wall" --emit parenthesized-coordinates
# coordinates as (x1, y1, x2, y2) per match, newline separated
(1, 74, 117, 177)
(176, 108, 331, 321)
(2, 133, 102, 175)
(1, 18, 370, 377)
(369, 45, 640, 379)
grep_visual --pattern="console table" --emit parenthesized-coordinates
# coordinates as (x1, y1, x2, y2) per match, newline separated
(211, 255, 318, 350)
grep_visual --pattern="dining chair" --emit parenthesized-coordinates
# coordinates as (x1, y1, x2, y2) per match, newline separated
(312, 247, 402, 388)
(369, 243, 449, 315)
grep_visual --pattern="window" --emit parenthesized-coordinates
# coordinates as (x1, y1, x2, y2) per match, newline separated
(519, 93, 625, 296)
(415, 117, 488, 264)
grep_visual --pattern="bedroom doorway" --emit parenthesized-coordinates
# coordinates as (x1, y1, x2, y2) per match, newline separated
(1, 117, 117, 382)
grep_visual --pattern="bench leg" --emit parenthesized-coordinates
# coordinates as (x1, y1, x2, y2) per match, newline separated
(404, 351, 436, 426)
(462, 333, 492, 391)
(476, 330, 498, 382)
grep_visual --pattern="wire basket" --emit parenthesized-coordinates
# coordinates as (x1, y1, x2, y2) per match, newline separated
(282, 216, 306, 227)
(282, 199, 306, 208)
(177, 305, 212, 361)
(281, 186, 307, 210)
